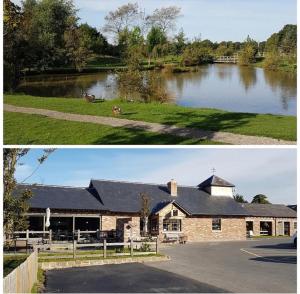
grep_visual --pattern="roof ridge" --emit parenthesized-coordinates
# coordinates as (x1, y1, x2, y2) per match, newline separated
(91, 178, 198, 189)
(17, 183, 87, 190)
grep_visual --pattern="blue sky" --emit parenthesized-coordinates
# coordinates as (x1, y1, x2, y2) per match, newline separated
(15, 148, 297, 204)
(12, 0, 296, 42)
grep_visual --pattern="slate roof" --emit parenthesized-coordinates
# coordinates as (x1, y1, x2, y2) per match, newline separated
(16, 179, 295, 219)
(89, 179, 247, 216)
(198, 175, 235, 188)
(241, 203, 297, 218)
(15, 184, 106, 211)
(287, 205, 297, 212)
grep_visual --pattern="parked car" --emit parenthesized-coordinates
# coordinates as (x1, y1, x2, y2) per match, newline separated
(292, 232, 297, 247)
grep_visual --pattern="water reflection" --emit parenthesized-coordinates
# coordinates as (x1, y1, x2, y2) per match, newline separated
(263, 69, 297, 111)
(238, 66, 257, 92)
(17, 64, 297, 116)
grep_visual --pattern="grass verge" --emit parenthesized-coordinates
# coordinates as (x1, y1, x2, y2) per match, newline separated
(4, 112, 220, 145)
(3, 254, 28, 277)
(38, 253, 163, 263)
(4, 94, 296, 141)
(31, 267, 45, 293)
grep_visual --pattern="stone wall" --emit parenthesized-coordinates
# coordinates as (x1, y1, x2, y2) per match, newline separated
(246, 217, 297, 236)
(101, 215, 140, 241)
(182, 216, 246, 242)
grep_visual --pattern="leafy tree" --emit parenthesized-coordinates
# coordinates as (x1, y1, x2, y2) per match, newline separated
(64, 18, 92, 72)
(238, 36, 257, 66)
(216, 44, 234, 56)
(4, 0, 26, 91)
(79, 23, 109, 55)
(265, 24, 297, 54)
(146, 6, 181, 33)
(200, 39, 215, 49)
(173, 29, 186, 55)
(251, 194, 271, 204)
(140, 193, 150, 235)
(181, 45, 213, 66)
(233, 194, 248, 203)
(146, 26, 167, 64)
(29, 0, 78, 69)
(4, 149, 55, 237)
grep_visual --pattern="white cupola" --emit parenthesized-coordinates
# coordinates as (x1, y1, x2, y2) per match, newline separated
(198, 175, 235, 198)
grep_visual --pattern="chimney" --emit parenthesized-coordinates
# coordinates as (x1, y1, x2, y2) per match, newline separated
(167, 179, 177, 197)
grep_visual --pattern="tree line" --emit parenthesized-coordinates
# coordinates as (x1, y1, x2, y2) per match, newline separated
(4, 0, 297, 91)
(234, 194, 271, 204)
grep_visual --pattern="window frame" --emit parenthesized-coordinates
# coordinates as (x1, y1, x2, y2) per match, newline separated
(163, 219, 182, 232)
(212, 218, 222, 231)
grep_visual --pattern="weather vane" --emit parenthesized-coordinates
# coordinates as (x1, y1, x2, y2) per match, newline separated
(211, 167, 216, 175)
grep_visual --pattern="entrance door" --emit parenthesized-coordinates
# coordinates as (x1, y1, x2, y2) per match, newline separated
(284, 222, 290, 236)
(246, 221, 253, 235)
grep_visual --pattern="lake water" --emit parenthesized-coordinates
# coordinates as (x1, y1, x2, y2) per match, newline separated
(17, 64, 297, 116)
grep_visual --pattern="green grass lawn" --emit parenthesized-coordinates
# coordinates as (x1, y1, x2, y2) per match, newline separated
(4, 112, 218, 145)
(38, 253, 162, 263)
(4, 94, 296, 141)
(3, 255, 28, 277)
(31, 267, 45, 293)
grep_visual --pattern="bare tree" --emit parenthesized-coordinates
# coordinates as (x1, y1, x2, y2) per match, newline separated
(140, 192, 150, 235)
(146, 6, 181, 34)
(103, 3, 141, 36)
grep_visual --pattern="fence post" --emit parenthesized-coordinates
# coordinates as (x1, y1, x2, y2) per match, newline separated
(156, 237, 159, 254)
(78, 229, 80, 242)
(103, 239, 106, 259)
(26, 229, 29, 241)
(73, 240, 76, 259)
(49, 229, 52, 244)
(130, 239, 133, 257)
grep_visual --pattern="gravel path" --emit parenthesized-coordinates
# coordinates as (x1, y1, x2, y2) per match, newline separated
(4, 104, 295, 145)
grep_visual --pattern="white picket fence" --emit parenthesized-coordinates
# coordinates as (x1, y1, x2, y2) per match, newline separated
(4, 250, 38, 293)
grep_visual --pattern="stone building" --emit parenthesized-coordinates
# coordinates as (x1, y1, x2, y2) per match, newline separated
(243, 203, 297, 237)
(15, 175, 297, 242)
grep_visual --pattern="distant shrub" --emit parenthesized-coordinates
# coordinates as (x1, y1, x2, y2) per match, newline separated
(263, 53, 282, 70)
(181, 46, 213, 66)
(117, 68, 171, 103)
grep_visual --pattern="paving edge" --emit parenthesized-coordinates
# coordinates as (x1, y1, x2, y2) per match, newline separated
(39, 255, 170, 270)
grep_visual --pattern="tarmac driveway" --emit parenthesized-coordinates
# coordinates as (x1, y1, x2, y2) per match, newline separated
(147, 237, 297, 293)
(45, 262, 227, 293)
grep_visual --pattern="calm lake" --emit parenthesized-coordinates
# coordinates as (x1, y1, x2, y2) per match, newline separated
(17, 64, 297, 116)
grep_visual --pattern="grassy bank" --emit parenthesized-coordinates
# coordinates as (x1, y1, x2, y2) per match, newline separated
(4, 112, 218, 145)
(254, 58, 297, 73)
(38, 253, 163, 263)
(4, 94, 296, 141)
(31, 267, 45, 293)
(3, 254, 28, 277)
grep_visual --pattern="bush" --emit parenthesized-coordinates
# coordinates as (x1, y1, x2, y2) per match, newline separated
(263, 53, 281, 70)
(238, 45, 256, 66)
(117, 68, 171, 103)
(140, 243, 151, 252)
(181, 46, 213, 66)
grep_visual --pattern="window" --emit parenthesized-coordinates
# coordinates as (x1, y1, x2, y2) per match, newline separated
(212, 218, 221, 231)
(172, 210, 178, 217)
(163, 219, 181, 231)
(294, 222, 297, 229)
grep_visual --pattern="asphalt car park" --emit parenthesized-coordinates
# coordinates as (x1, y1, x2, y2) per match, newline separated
(44, 237, 296, 293)
(148, 237, 296, 293)
(44, 262, 227, 293)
